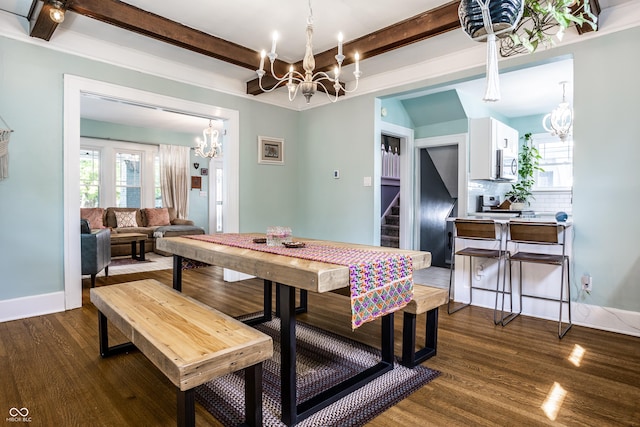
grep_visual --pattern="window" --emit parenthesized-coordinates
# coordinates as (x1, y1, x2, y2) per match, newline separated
(531, 133, 573, 190)
(154, 154, 162, 208)
(81, 139, 161, 208)
(80, 148, 101, 207)
(115, 151, 141, 207)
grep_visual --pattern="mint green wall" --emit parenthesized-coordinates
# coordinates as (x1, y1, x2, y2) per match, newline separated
(571, 27, 640, 311)
(81, 118, 211, 232)
(511, 114, 546, 135)
(296, 96, 376, 244)
(415, 118, 468, 139)
(380, 98, 413, 128)
(0, 35, 299, 300)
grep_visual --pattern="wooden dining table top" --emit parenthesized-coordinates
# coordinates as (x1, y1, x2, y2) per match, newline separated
(155, 234, 432, 293)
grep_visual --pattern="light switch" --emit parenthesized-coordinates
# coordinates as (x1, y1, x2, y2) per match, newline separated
(333, 170, 340, 179)
(363, 176, 372, 187)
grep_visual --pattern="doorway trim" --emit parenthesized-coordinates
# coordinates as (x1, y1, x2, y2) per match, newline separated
(63, 75, 240, 310)
(375, 118, 415, 249)
(413, 133, 468, 249)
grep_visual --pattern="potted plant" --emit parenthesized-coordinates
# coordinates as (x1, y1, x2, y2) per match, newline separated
(505, 133, 543, 209)
(500, 0, 598, 57)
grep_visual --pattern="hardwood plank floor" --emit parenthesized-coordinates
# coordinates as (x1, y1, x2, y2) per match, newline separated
(1, 265, 638, 426)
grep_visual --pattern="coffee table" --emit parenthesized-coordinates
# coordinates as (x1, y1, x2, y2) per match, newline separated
(110, 232, 148, 261)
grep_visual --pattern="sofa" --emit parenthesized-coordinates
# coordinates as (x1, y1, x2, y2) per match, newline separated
(80, 207, 205, 257)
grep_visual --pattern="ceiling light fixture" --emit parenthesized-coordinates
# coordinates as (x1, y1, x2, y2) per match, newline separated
(543, 81, 573, 142)
(49, 0, 66, 24)
(256, 0, 361, 104)
(195, 120, 221, 158)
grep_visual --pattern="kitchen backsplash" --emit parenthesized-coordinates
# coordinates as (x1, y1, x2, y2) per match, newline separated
(468, 180, 572, 215)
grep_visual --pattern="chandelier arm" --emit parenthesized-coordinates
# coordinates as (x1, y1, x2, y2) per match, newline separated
(258, 72, 304, 93)
(315, 81, 340, 103)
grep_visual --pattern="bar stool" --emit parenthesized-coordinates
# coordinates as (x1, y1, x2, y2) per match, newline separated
(503, 220, 572, 338)
(448, 219, 512, 324)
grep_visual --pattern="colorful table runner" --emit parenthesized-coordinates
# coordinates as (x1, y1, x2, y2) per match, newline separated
(185, 234, 413, 329)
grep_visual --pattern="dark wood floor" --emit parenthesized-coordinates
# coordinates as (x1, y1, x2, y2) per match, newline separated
(2, 265, 639, 426)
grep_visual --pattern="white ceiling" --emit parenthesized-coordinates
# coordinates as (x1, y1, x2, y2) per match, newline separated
(0, 0, 632, 133)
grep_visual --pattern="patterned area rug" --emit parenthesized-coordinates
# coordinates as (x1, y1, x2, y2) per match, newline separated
(196, 316, 440, 427)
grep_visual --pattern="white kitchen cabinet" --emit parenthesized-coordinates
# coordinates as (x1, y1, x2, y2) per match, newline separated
(469, 117, 519, 180)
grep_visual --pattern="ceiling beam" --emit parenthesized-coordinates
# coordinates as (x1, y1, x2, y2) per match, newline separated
(59, 0, 292, 75)
(246, 1, 461, 96)
(30, 1, 61, 41)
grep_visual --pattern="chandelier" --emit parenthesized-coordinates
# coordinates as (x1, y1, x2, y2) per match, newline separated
(256, 0, 361, 104)
(195, 120, 221, 158)
(543, 81, 573, 142)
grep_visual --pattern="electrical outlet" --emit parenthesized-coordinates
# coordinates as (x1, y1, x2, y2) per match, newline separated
(581, 274, 592, 292)
(474, 264, 484, 281)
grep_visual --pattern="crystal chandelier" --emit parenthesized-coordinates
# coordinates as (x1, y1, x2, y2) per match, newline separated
(256, 0, 361, 104)
(543, 81, 573, 142)
(195, 120, 221, 158)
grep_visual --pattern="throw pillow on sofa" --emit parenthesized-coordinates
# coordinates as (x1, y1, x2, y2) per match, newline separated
(114, 210, 138, 228)
(80, 208, 105, 229)
(144, 208, 171, 226)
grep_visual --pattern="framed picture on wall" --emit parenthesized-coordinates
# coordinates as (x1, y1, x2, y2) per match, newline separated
(258, 136, 284, 165)
(191, 176, 202, 189)
(200, 168, 208, 176)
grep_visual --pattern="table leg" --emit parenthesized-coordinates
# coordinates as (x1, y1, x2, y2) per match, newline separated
(278, 283, 297, 426)
(130, 241, 137, 260)
(177, 388, 195, 427)
(139, 240, 146, 261)
(173, 255, 183, 291)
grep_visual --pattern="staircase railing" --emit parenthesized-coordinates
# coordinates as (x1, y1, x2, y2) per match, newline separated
(381, 192, 401, 220)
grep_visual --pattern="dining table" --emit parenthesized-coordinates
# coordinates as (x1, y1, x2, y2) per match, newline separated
(155, 233, 431, 426)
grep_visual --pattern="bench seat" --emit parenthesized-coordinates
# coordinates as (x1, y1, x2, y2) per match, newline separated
(90, 279, 273, 427)
(401, 284, 448, 368)
(326, 282, 448, 367)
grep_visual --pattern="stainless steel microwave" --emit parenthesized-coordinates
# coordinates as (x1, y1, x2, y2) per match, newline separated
(497, 149, 518, 180)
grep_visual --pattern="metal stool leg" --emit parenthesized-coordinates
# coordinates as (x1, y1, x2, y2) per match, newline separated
(558, 257, 572, 339)
(448, 256, 471, 314)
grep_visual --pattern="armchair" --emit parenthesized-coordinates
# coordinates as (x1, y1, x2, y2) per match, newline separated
(81, 219, 111, 288)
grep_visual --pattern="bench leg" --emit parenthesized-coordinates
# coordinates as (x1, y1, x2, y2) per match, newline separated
(173, 255, 183, 291)
(98, 311, 136, 358)
(401, 307, 438, 368)
(177, 388, 195, 427)
(243, 363, 263, 427)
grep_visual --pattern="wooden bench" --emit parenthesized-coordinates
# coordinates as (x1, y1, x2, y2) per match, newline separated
(90, 279, 273, 427)
(400, 284, 449, 368)
(329, 283, 448, 368)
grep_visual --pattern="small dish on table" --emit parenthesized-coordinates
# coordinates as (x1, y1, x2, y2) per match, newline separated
(252, 237, 267, 244)
(283, 241, 305, 248)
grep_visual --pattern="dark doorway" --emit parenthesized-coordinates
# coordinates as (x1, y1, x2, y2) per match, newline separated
(419, 146, 458, 268)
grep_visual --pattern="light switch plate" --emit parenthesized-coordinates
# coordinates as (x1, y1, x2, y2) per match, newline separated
(333, 170, 340, 179)
(363, 176, 372, 187)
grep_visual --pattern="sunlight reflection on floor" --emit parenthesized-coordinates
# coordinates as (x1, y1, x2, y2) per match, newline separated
(568, 344, 586, 367)
(542, 382, 568, 421)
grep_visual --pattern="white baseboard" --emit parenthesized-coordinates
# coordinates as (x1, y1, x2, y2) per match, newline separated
(0, 292, 66, 323)
(457, 289, 640, 338)
(572, 302, 640, 337)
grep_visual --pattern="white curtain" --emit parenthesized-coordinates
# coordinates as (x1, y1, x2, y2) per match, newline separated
(159, 144, 190, 218)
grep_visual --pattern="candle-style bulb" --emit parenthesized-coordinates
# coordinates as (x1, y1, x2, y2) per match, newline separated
(271, 32, 278, 54)
(338, 32, 344, 56)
